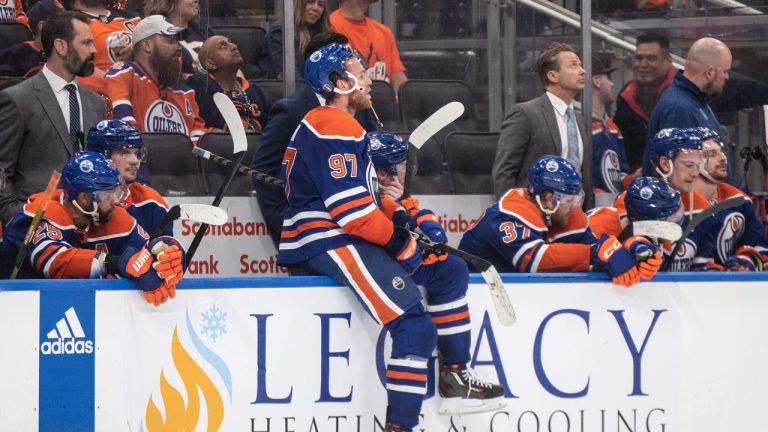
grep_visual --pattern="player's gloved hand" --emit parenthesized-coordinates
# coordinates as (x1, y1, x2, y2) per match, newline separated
(693, 262, 725, 272)
(590, 235, 640, 288)
(397, 195, 421, 216)
(420, 241, 448, 265)
(106, 245, 166, 293)
(143, 282, 174, 307)
(724, 254, 756, 272)
(406, 210, 447, 244)
(623, 235, 663, 280)
(149, 236, 186, 287)
(734, 246, 766, 271)
(384, 226, 423, 275)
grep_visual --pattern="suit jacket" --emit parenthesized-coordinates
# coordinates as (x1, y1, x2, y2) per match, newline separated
(0, 72, 106, 223)
(250, 85, 378, 247)
(492, 93, 593, 207)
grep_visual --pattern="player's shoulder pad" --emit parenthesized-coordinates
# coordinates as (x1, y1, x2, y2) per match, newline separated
(87, 206, 139, 240)
(689, 191, 712, 211)
(303, 106, 365, 140)
(128, 183, 169, 209)
(716, 182, 750, 202)
(23, 191, 75, 230)
(497, 188, 547, 231)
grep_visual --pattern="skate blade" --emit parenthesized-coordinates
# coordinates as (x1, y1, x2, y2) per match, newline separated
(437, 396, 507, 415)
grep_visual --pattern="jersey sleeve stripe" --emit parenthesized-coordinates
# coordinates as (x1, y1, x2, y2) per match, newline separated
(281, 220, 339, 239)
(112, 99, 132, 107)
(512, 239, 543, 268)
(549, 227, 587, 242)
(279, 228, 346, 250)
(282, 210, 332, 227)
(42, 247, 67, 278)
(527, 244, 549, 272)
(336, 203, 377, 227)
(324, 186, 369, 207)
(328, 195, 374, 219)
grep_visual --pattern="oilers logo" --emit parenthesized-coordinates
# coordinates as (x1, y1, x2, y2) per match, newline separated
(145, 100, 188, 135)
(545, 160, 560, 172)
(106, 32, 133, 62)
(664, 239, 696, 271)
(600, 150, 623, 193)
(716, 212, 745, 262)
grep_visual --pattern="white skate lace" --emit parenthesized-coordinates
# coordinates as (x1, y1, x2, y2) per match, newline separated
(461, 367, 494, 388)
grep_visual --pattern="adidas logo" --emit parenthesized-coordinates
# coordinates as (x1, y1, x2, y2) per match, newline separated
(40, 307, 94, 355)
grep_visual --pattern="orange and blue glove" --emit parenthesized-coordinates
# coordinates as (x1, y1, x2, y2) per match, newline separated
(106, 245, 168, 305)
(149, 236, 186, 289)
(384, 226, 423, 275)
(623, 235, 663, 280)
(591, 235, 640, 288)
(724, 254, 756, 272)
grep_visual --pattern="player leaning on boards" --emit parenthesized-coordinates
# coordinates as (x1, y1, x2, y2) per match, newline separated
(276, 44, 502, 431)
(459, 155, 660, 287)
(0, 152, 184, 306)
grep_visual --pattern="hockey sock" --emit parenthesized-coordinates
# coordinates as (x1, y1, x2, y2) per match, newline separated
(385, 357, 428, 428)
(427, 297, 471, 365)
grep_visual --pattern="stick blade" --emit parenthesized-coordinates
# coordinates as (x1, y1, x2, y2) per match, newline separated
(177, 204, 229, 225)
(632, 220, 682, 241)
(408, 101, 465, 149)
(480, 267, 516, 326)
(213, 92, 248, 154)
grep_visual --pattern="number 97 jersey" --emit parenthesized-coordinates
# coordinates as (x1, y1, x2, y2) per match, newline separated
(278, 106, 393, 266)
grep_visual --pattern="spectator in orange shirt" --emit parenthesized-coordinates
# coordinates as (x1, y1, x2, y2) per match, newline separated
(330, 0, 407, 96)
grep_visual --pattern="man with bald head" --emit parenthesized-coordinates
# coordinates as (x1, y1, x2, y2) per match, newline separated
(185, 35, 270, 132)
(642, 37, 732, 175)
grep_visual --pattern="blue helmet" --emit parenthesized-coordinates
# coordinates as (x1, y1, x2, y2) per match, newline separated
(86, 119, 144, 158)
(624, 176, 682, 222)
(527, 155, 582, 197)
(690, 126, 721, 144)
(61, 151, 121, 201)
(304, 43, 357, 99)
(368, 131, 408, 174)
(649, 128, 702, 168)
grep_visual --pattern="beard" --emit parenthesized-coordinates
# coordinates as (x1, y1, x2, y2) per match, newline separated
(65, 50, 95, 77)
(150, 51, 182, 87)
(348, 88, 372, 112)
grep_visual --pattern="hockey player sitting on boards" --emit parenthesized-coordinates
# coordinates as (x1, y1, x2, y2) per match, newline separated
(276, 43, 501, 432)
(368, 130, 506, 418)
(0, 152, 184, 306)
(459, 155, 658, 286)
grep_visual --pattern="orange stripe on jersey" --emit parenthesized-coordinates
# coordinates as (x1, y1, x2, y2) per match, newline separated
(335, 246, 399, 324)
(127, 183, 169, 208)
(431, 310, 470, 324)
(329, 195, 374, 219)
(47, 248, 97, 279)
(304, 106, 365, 139)
(499, 189, 547, 231)
(281, 220, 338, 239)
(386, 371, 427, 381)
(341, 209, 394, 246)
(34, 244, 60, 271)
(681, 191, 710, 212)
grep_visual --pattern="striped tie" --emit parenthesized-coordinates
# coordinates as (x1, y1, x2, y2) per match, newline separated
(565, 106, 580, 168)
(64, 84, 81, 152)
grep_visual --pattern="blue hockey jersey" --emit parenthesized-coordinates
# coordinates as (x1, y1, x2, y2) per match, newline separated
(123, 182, 172, 237)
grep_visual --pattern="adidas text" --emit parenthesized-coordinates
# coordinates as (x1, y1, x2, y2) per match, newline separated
(41, 338, 94, 355)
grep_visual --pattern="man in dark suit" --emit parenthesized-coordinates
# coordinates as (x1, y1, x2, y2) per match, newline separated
(250, 32, 378, 248)
(0, 11, 106, 223)
(492, 42, 593, 207)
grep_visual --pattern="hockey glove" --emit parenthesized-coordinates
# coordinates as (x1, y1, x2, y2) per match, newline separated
(105, 245, 166, 294)
(406, 209, 447, 244)
(143, 282, 174, 307)
(149, 236, 186, 288)
(397, 195, 421, 216)
(590, 235, 640, 288)
(734, 246, 767, 271)
(724, 254, 756, 272)
(623, 236, 663, 280)
(384, 226, 423, 275)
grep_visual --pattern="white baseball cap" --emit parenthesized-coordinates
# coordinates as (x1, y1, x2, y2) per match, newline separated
(132, 15, 182, 45)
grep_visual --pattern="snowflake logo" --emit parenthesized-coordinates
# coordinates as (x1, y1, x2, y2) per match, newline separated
(201, 304, 227, 342)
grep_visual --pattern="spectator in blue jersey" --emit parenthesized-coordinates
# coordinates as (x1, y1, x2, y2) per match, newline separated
(186, 35, 271, 132)
(86, 119, 174, 237)
(250, 31, 378, 248)
(590, 54, 631, 195)
(0, 152, 184, 306)
(643, 37, 732, 176)
(0, 0, 62, 78)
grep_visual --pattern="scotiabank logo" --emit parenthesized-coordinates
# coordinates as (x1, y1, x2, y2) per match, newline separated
(40, 307, 94, 355)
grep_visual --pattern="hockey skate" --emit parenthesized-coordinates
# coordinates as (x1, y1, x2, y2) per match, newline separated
(437, 363, 506, 415)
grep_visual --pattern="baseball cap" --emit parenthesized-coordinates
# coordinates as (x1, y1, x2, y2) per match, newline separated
(592, 54, 617, 76)
(28, 0, 63, 32)
(131, 15, 182, 45)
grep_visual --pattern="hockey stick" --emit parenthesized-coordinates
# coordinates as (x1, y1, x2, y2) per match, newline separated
(150, 204, 229, 239)
(411, 230, 516, 326)
(10, 170, 61, 279)
(660, 196, 743, 271)
(617, 220, 682, 243)
(404, 102, 465, 195)
(186, 93, 248, 263)
(192, 147, 284, 187)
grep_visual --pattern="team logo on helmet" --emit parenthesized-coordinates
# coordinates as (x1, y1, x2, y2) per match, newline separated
(639, 186, 654, 200)
(96, 120, 108, 130)
(369, 137, 383, 150)
(392, 276, 405, 290)
(310, 51, 322, 62)
(80, 160, 94, 173)
(545, 160, 559, 172)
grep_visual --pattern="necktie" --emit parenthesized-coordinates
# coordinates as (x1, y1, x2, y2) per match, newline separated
(565, 106, 580, 168)
(65, 83, 81, 152)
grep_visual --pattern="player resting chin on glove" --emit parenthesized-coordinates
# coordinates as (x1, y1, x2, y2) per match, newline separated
(459, 155, 642, 287)
(0, 152, 178, 306)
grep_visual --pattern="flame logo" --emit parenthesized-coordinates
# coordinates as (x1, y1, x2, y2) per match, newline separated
(143, 308, 232, 432)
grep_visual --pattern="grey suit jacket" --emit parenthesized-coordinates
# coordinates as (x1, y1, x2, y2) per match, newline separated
(0, 72, 106, 223)
(492, 93, 593, 207)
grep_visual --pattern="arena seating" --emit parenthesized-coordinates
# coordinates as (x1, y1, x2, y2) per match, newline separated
(0, 23, 32, 49)
(397, 79, 477, 133)
(250, 79, 305, 105)
(370, 80, 400, 130)
(398, 132, 451, 195)
(141, 133, 206, 196)
(442, 131, 499, 194)
(197, 132, 261, 196)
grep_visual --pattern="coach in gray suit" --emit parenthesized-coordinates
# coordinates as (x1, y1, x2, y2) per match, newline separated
(493, 42, 593, 207)
(0, 11, 106, 223)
